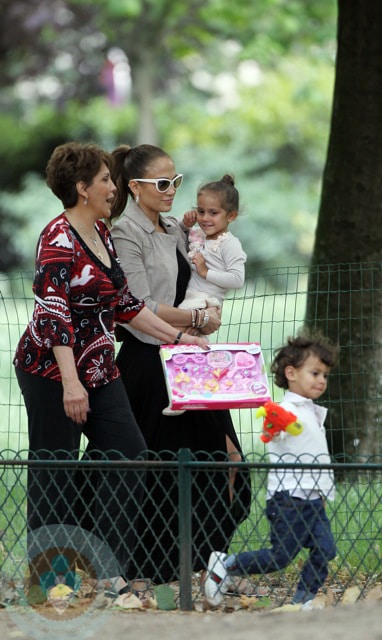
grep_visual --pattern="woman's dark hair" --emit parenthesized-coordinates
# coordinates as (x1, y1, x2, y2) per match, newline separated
(197, 174, 239, 213)
(46, 141, 113, 209)
(110, 144, 171, 220)
(271, 328, 339, 389)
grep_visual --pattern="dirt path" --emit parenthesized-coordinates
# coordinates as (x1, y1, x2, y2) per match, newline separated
(0, 600, 381, 640)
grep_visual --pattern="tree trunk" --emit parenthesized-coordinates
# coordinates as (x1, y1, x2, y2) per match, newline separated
(306, 0, 382, 460)
(131, 48, 159, 146)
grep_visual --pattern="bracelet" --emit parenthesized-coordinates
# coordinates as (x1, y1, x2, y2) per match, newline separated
(196, 309, 209, 329)
(202, 310, 209, 327)
(174, 331, 183, 345)
(191, 309, 197, 328)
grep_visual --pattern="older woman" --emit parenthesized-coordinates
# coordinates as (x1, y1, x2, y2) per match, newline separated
(14, 141, 208, 595)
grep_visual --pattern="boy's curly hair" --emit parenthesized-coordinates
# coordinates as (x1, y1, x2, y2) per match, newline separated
(271, 328, 339, 389)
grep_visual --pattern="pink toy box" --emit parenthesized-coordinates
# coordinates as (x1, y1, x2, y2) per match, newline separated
(160, 342, 271, 410)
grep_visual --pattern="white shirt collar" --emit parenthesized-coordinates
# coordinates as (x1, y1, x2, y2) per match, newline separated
(283, 390, 312, 405)
(283, 390, 327, 423)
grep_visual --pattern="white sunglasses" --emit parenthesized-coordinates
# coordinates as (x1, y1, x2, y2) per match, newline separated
(132, 174, 183, 193)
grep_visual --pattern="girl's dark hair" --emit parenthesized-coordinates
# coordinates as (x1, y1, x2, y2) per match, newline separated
(46, 141, 113, 209)
(197, 174, 239, 213)
(271, 329, 339, 389)
(110, 144, 171, 220)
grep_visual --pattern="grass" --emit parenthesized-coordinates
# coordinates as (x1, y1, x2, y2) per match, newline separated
(0, 470, 28, 583)
(229, 473, 382, 592)
(1, 271, 381, 591)
(0, 273, 308, 454)
(0, 466, 380, 590)
(0, 282, 33, 453)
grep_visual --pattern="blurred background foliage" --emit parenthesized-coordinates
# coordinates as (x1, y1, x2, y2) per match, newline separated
(0, 0, 337, 274)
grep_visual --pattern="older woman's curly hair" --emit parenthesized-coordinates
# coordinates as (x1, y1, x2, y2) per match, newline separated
(46, 141, 113, 209)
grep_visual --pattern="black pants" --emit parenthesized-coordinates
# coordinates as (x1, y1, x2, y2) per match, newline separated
(15, 368, 147, 577)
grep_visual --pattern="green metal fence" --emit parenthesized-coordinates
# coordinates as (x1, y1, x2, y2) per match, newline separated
(0, 266, 381, 611)
(1, 452, 381, 610)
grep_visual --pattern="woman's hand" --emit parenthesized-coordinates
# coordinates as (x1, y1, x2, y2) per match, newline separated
(200, 306, 221, 335)
(53, 345, 89, 424)
(179, 333, 209, 350)
(62, 378, 89, 424)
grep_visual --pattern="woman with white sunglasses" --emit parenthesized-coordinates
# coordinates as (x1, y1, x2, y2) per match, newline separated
(109, 143, 251, 588)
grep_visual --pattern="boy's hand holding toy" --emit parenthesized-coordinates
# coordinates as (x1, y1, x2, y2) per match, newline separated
(257, 401, 304, 443)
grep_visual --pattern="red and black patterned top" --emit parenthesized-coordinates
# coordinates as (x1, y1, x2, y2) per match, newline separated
(13, 213, 145, 388)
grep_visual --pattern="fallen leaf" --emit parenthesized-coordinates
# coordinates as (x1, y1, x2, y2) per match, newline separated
(239, 594, 259, 609)
(114, 592, 143, 610)
(270, 603, 302, 613)
(364, 585, 382, 602)
(26, 585, 46, 605)
(141, 594, 158, 610)
(324, 588, 335, 606)
(341, 586, 361, 605)
(153, 585, 176, 611)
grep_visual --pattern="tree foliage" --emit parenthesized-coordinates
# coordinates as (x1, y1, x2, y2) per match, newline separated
(0, 0, 336, 271)
(0, 0, 336, 174)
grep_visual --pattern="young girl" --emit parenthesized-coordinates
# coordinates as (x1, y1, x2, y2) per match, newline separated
(181, 173, 246, 312)
(163, 174, 247, 416)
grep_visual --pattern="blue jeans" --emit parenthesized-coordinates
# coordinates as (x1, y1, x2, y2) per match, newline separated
(227, 490, 336, 595)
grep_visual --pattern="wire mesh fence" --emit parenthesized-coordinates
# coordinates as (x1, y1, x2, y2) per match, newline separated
(0, 265, 381, 611)
(1, 452, 381, 610)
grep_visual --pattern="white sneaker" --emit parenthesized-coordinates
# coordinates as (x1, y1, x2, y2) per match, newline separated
(204, 551, 231, 606)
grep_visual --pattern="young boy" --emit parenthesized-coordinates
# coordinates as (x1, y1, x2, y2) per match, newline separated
(204, 330, 339, 607)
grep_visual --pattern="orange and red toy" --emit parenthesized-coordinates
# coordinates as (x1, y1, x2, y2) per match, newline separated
(256, 401, 304, 443)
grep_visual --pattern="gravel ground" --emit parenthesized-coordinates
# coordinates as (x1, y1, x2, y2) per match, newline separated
(0, 599, 381, 640)
(0, 582, 381, 640)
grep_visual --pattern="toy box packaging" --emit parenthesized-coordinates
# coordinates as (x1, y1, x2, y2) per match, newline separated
(160, 342, 271, 410)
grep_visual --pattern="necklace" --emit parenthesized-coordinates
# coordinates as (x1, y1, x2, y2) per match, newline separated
(77, 222, 106, 263)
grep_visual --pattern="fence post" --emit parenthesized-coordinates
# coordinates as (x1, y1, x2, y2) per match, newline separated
(178, 447, 193, 611)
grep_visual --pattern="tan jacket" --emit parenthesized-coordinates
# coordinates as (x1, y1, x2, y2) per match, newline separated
(111, 199, 190, 345)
